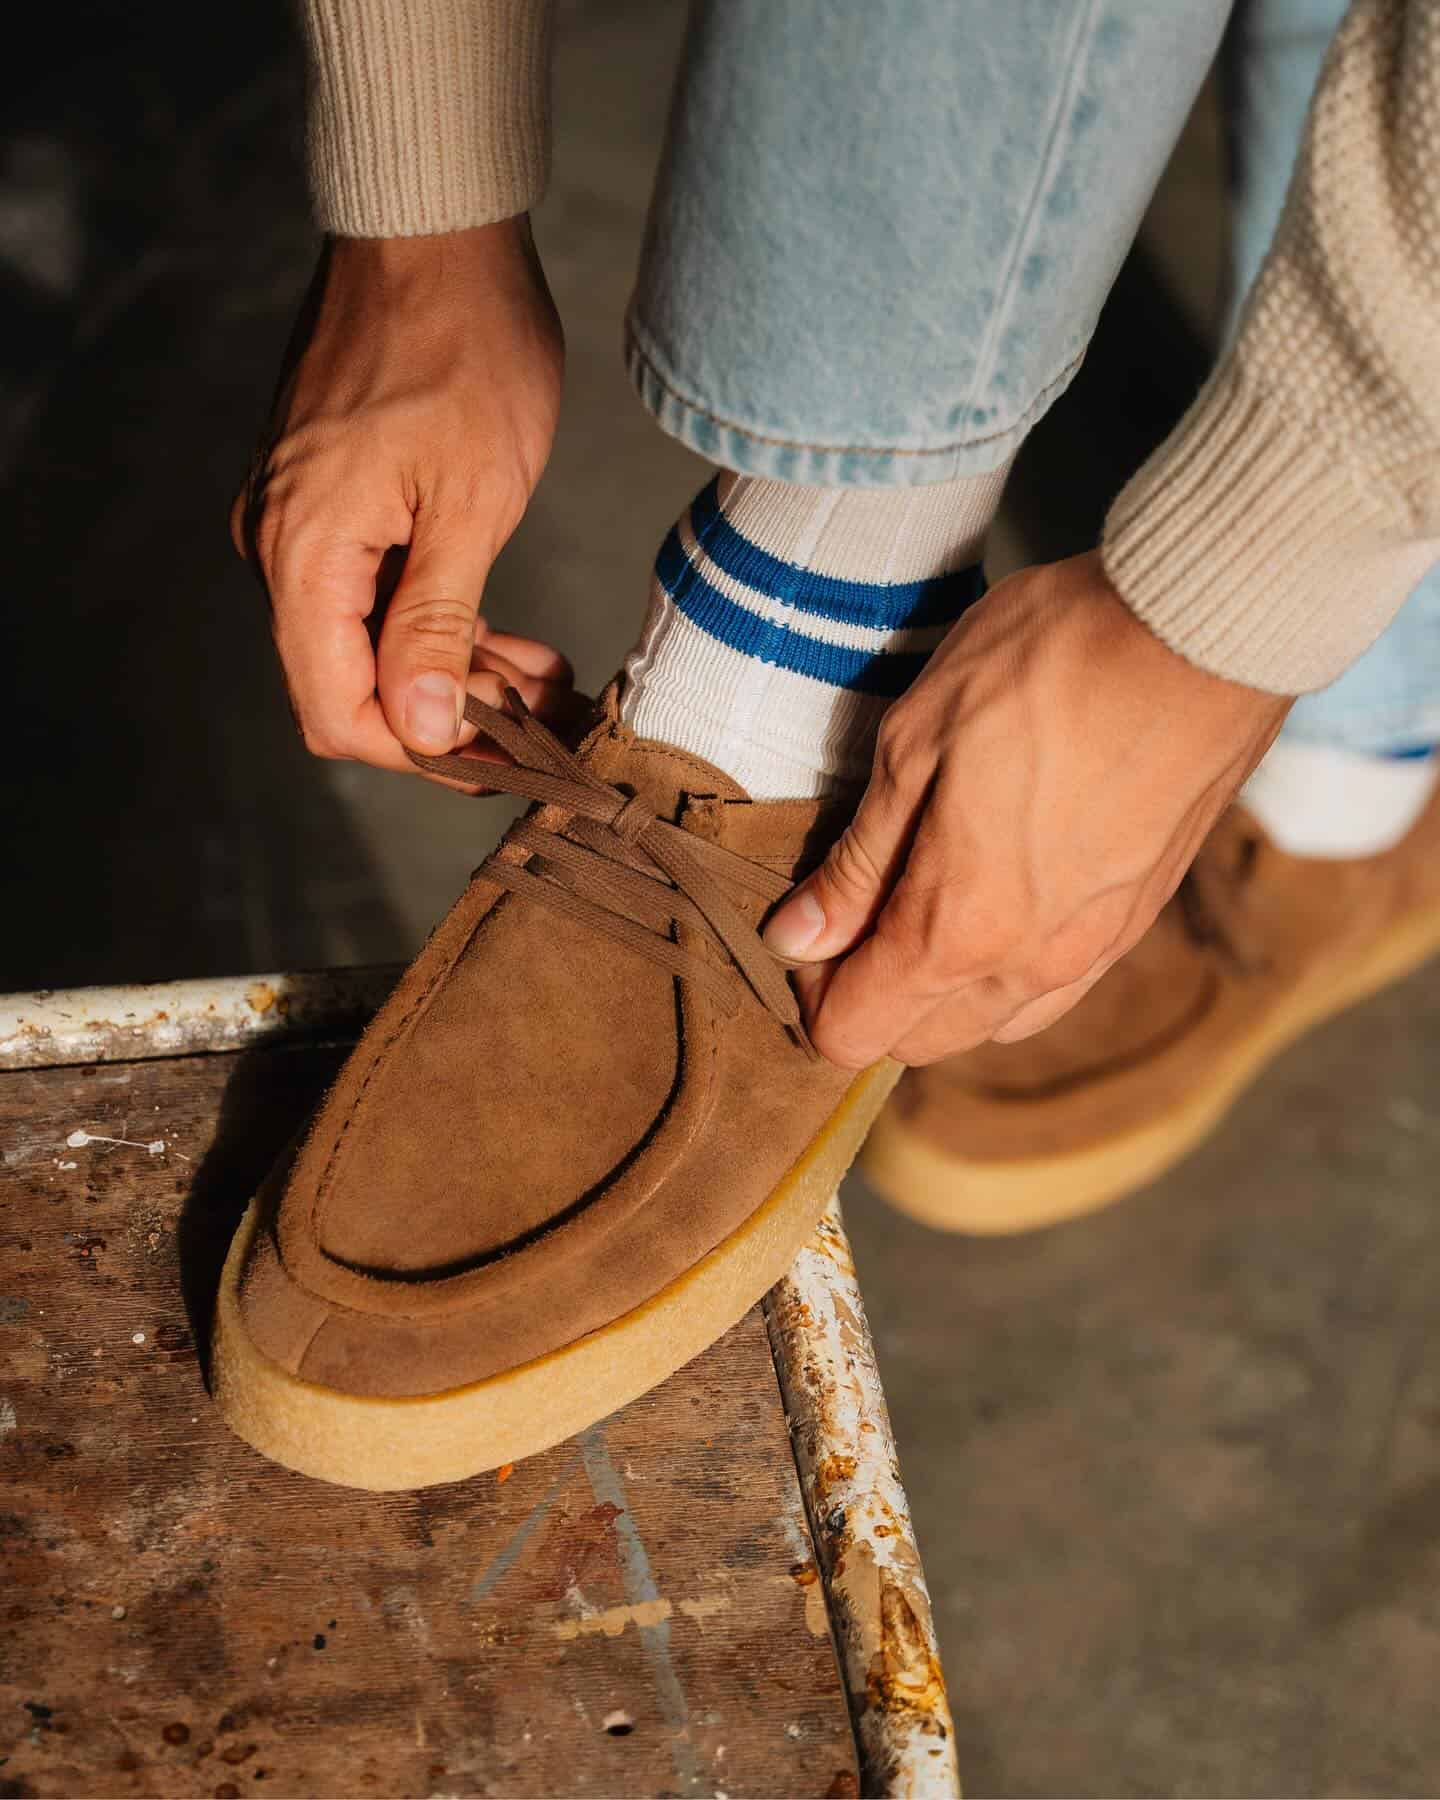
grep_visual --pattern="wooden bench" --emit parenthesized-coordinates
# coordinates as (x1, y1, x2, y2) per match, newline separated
(1, 973, 957, 1798)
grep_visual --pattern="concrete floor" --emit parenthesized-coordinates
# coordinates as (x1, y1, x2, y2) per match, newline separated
(5, 3, 1440, 1793)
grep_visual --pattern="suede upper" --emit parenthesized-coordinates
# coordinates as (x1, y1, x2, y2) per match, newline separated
(237, 687, 858, 1397)
(894, 793, 1440, 1163)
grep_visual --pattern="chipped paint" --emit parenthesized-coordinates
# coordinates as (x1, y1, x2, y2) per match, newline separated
(67, 1128, 165, 1156)
(765, 1198, 961, 1798)
(677, 1593, 732, 1625)
(774, 1569, 832, 1641)
(554, 1597, 673, 1640)
(0, 1396, 16, 1439)
(1, 973, 952, 1796)
(579, 1426, 702, 1797)
(0, 968, 401, 1071)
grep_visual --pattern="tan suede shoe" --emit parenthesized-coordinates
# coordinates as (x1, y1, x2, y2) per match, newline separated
(861, 790, 1440, 1234)
(213, 685, 899, 1489)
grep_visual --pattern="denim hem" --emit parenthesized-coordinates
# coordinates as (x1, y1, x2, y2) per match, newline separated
(624, 314, 1083, 488)
(1281, 698, 1440, 759)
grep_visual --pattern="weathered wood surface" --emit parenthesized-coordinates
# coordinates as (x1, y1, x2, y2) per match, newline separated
(0, 1044, 858, 1799)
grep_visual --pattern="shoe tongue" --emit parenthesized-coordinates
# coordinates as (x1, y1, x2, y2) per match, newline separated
(576, 682, 750, 823)
(572, 679, 847, 877)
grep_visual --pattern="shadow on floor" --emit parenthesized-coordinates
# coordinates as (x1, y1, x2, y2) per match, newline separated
(176, 1039, 345, 1382)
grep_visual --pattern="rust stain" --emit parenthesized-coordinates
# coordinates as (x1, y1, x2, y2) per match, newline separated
(865, 1576, 947, 1721)
(763, 1196, 961, 1792)
(817, 1453, 858, 1489)
(524, 1500, 622, 1604)
(246, 984, 277, 1016)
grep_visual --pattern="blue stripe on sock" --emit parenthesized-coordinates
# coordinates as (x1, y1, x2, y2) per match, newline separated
(687, 477, 985, 629)
(656, 526, 943, 697)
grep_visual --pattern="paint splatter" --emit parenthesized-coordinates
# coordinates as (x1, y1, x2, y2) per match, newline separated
(67, 1128, 165, 1155)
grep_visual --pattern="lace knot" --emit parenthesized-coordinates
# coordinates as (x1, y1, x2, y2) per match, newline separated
(405, 690, 818, 1057)
(609, 792, 655, 847)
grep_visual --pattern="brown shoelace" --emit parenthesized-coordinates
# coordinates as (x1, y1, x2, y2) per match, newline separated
(409, 689, 814, 1053)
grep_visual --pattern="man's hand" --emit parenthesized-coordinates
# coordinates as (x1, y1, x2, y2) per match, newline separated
(232, 217, 576, 784)
(764, 552, 1291, 1068)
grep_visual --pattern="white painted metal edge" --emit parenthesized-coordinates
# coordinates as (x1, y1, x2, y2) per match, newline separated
(0, 967, 402, 1070)
(765, 1201, 961, 1799)
(0, 971, 959, 1796)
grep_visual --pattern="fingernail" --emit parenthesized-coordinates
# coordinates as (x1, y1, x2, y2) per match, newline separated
(764, 889, 826, 960)
(405, 672, 460, 751)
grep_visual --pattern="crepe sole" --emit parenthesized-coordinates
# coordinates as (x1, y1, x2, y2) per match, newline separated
(862, 897, 1440, 1236)
(213, 1058, 901, 1491)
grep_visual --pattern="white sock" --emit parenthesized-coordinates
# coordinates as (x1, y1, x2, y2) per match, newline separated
(1242, 738, 1439, 858)
(620, 464, 1011, 798)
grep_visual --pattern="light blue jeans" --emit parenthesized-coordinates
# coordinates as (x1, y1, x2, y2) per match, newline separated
(627, 0, 1439, 754)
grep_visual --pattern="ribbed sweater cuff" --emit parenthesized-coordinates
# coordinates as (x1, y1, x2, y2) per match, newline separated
(1101, 363, 1437, 695)
(301, 0, 552, 238)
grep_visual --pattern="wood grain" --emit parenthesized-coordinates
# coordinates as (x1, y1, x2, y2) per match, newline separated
(0, 1045, 857, 1799)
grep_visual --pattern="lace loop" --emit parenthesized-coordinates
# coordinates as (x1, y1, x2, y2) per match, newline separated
(408, 690, 815, 1054)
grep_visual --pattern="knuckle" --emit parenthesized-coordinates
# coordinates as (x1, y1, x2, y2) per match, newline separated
(389, 595, 476, 652)
(299, 723, 343, 761)
(871, 714, 915, 789)
(949, 918, 1022, 975)
(1030, 939, 1098, 993)
(253, 512, 284, 575)
(809, 1012, 872, 1072)
(824, 827, 885, 902)
(871, 904, 935, 976)
(441, 460, 530, 540)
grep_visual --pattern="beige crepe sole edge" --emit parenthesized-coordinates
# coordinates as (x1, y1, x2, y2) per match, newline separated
(212, 1057, 902, 1491)
(862, 895, 1440, 1237)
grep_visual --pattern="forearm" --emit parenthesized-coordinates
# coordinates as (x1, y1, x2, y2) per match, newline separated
(1102, 0, 1440, 694)
(299, 0, 554, 237)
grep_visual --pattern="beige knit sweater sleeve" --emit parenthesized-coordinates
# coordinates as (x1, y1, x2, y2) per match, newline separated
(299, 0, 552, 237)
(1102, 0, 1440, 694)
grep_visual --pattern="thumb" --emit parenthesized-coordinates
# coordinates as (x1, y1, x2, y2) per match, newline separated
(376, 511, 494, 754)
(763, 786, 912, 964)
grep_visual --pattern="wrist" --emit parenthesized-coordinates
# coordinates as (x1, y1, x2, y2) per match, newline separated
(331, 215, 534, 285)
(1084, 550, 1290, 740)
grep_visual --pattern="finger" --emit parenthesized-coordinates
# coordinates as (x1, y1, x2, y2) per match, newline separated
(804, 924, 1009, 1070)
(264, 528, 418, 768)
(987, 963, 1110, 1046)
(763, 763, 921, 964)
(474, 621, 575, 687)
(376, 503, 496, 755)
(790, 954, 840, 1025)
(887, 984, 1015, 1066)
(466, 645, 581, 724)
